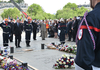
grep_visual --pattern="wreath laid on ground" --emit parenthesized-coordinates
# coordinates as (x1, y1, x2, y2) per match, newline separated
(53, 54, 74, 69)
(58, 45, 77, 54)
(46, 43, 77, 54)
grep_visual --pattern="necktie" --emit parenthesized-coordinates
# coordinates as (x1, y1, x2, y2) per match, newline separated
(17, 23, 19, 27)
(72, 21, 75, 27)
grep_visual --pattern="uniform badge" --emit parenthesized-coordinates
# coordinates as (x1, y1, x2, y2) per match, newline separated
(78, 29, 83, 40)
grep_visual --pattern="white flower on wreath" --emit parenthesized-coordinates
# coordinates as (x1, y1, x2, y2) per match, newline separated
(59, 61, 62, 65)
(63, 62, 66, 65)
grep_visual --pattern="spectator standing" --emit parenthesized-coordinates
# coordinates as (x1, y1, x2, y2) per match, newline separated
(39, 20, 46, 40)
(53, 20, 58, 38)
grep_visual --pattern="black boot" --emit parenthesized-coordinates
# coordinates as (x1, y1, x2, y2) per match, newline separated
(26, 41, 30, 47)
(26, 41, 28, 47)
(28, 41, 30, 47)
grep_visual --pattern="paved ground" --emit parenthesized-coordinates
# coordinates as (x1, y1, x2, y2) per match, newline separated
(0, 30, 76, 70)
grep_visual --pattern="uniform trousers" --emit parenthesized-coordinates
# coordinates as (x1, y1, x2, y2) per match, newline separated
(25, 31, 31, 46)
(3, 33, 9, 46)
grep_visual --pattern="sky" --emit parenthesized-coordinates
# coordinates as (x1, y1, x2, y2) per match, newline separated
(5, 0, 90, 14)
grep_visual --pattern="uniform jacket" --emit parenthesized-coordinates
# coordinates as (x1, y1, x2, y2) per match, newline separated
(75, 2, 100, 70)
(58, 23, 66, 31)
(58, 23, 66, 42)
(0, 23, 11, 34)
(24, 21, 33, 32)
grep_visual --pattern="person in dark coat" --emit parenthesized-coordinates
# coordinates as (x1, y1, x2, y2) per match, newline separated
(49, 21, 54, 37)
(0, 18, 11, 46)
(24, 17, 33, 47)
(65, 19, 68, 35)
(67, 18, 72, 41)
(53, 20, 58, 38)
(13, 19, 23, 48)
(77, 16, 83, 28)
(9, 19, 14, 42)
(32, 19, 38, 40)
(58, 18, 66, 44)
(75, 0, 100, 70)
(71, 17, 78, 42)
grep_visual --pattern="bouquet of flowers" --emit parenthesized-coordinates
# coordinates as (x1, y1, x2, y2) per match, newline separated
(0, 57, 29, 70)
(58, 45, 77, 54)
(53, 54, 74, 69)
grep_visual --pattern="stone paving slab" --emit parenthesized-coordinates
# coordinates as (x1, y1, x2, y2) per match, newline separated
(0, 30, 76, 70)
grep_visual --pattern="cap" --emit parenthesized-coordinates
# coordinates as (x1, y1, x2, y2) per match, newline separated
(4, 18, 8, 21)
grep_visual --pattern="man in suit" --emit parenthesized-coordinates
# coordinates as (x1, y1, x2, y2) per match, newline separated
(32, 19, 38, 40)
(9, 19, 14, 42)
(39, 20, 46, 40)
(71, 17, 78, 42)
(13, 19, 23, 48)
(67, 18, 72, 41)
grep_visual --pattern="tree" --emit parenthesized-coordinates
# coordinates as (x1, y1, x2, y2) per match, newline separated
(77, 6, 89, 16)
(1, 7, 21, 19)
(56, 8, 77, 19)
(63, 3, 78, 10)
(56, 2, 89, 19)
(27, 3, 44, 16)
(16, 0, 24, 3)
(27, 3, 55, 20)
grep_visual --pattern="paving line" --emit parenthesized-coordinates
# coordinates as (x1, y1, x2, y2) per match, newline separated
(14, 57, 38, 70)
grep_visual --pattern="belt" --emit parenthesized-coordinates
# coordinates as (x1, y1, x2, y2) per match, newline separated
(26, 29, 31, 31)
(3, 32, 9, 34)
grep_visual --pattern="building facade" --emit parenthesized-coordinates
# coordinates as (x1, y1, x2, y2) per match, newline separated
(78, 4, 92, 11)
(0, 2, 28, 22)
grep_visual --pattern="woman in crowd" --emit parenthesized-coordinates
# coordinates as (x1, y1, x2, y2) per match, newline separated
(53, 20, 58, 38)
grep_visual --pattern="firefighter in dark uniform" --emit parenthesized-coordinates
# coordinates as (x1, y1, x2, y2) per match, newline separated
(75, 0, 100, 70)
(9, 19, 14, 42)
(0, 18, 11, 46)
(24, 17, 33, 47)
(58, 18, 66, 44)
